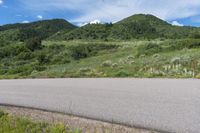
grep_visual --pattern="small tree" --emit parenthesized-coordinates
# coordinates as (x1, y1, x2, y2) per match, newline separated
(25, 37, 42, 51)
(189, 31, 200, 39)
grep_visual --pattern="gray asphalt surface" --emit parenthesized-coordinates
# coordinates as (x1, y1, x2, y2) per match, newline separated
(0, 78, 199, 133)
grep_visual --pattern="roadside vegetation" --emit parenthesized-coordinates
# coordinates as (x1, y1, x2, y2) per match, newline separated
(0, 109, 81, 133)
(0, 39, 200, 79)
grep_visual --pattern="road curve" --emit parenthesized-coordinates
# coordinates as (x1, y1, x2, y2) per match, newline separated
(0, 78, 199, 133)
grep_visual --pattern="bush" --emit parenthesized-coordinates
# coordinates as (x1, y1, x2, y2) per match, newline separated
(137, 43, 162, 56)
(17, 51, 33, 60)
(163, 39, 200, 52)
(0, 110, 7, 118)
(69, 43, 118, 60)
(25, 37, 42, 51)
(69, 44, 91, 60)
(114, 71, 129, 77)
(37, 53, 50, 64)
(189, 31, 200, 39)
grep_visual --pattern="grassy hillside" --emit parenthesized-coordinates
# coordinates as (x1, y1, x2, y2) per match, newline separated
(0, 39, 200, 79)
(0, 19, 77, 41)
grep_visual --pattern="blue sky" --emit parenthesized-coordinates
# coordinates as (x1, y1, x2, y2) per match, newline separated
(0, 0, 200, 27)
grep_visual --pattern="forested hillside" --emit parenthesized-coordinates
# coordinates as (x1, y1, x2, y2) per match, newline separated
(0, 19, 77, 41)
(49, 14, 200, 41)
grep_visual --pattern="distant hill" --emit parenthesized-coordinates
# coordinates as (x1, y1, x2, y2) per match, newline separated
(1, 14, 200, 42)
(0, 19, 77, 41)
(110, 14, 200, 40)
(109, 14, 170, 39)
(49, 14, 200, 40)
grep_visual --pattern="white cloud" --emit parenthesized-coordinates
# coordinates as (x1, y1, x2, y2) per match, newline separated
(0, 0, 3, 5)
(171, 21, 184, 26)
(37, 15, 43, 19)
(18, 0, 200, 23)
(77, 19, 103, 27)
(90, 20, 101, 24)
(22, 20, 30, 23)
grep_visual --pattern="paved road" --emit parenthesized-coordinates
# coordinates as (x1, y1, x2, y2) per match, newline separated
(0, 79, 199, 133)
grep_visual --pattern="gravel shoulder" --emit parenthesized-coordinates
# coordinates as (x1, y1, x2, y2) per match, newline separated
(0, 105, 159, 133)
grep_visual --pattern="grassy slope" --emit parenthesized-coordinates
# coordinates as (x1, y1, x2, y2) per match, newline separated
(20, 40, 200, 78)
(0, 39, 200, 79)
(0, 109, 81, 133)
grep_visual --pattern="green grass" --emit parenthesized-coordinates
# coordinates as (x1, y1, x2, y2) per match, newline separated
(1, 39, 200, 79)
(0, 109, 81, 133)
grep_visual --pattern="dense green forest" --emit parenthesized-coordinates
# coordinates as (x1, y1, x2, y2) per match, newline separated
(0, 14, 200, 78)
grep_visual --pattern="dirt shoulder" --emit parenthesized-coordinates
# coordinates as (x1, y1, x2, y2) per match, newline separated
(0, 105, 159, 133)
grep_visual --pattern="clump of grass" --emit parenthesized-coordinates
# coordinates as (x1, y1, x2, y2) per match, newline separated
(171, 57, 181, 64)
(112, 63, 118, 68)
(79, 67, 91, 72)
(0, 109, 82, 133)
(127, 55, 135, 60)
(114, 71, 129, 77)
(152, 54, 160, 58)
(196, 73, 200, 79)
(101, 60, 112, 67)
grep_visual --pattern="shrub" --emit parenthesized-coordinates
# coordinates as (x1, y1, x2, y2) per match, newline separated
(112, 63, 118, 68)
(34, 65, 46, 72)
(171, 57, 181, 64)
(25, 37, 42, 51)
(189, 31, 200, 39)
(114, 71, 129, 77)
(37, 53, 50, 64)
(188, 41, 200, 49)
(17, 51, 33, 60)
(0, 110, 7, 118)
(137, 43, 162, 56)
(69, 43, 118, 60)
(69, 44, 90, 60)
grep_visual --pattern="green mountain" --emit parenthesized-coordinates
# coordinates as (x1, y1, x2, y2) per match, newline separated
(0, 19, 77, 41)
(49, 14, 200, 41)
(109, 14, 170, 39)
(110, 14, 200, 40)
(1, 14, 200, 42)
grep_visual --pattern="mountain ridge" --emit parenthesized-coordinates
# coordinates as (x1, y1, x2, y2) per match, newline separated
(1, 14, 200, 41)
